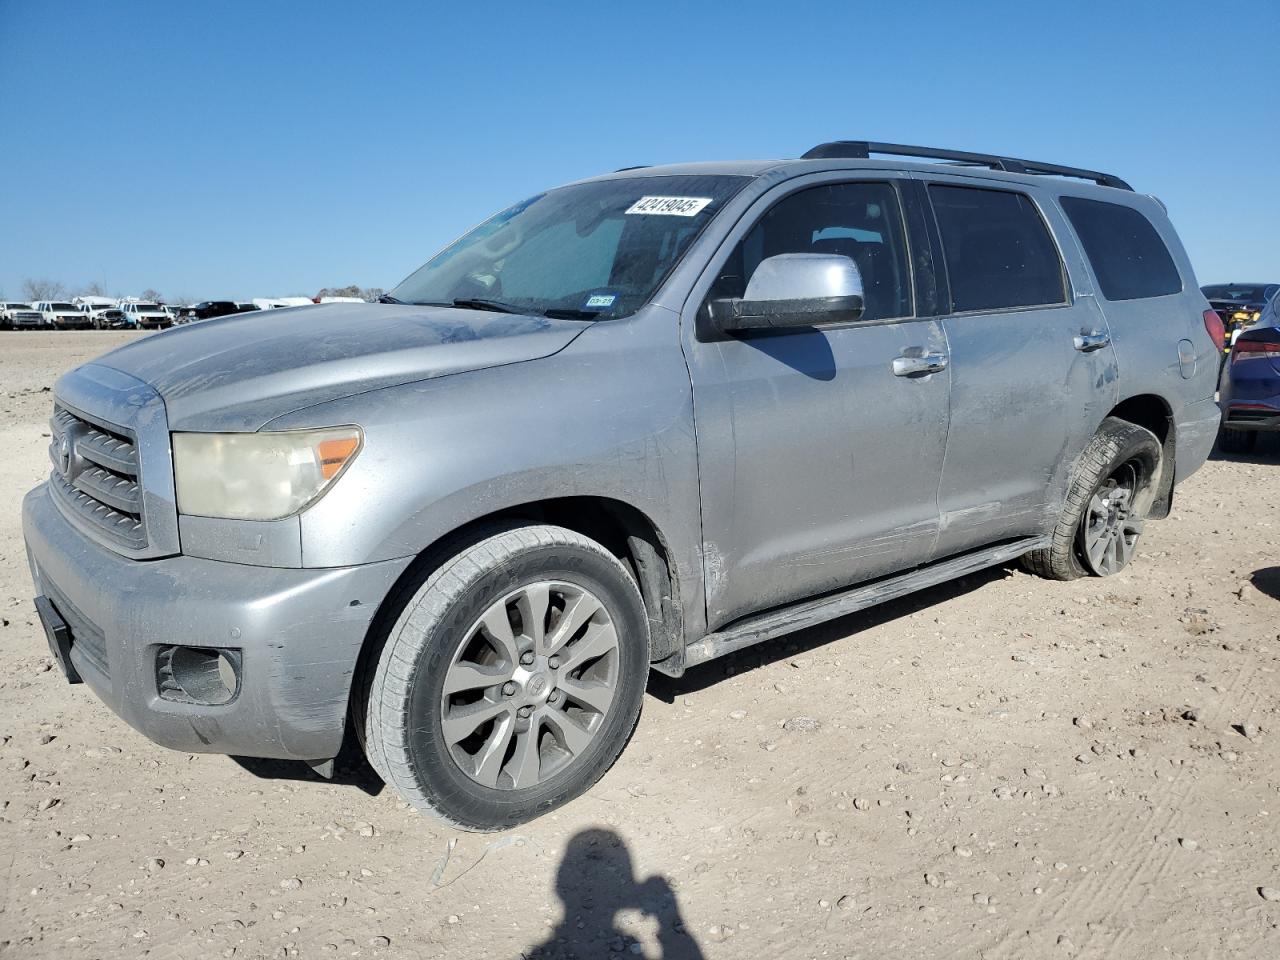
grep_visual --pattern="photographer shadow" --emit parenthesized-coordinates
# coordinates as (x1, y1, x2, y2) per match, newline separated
(522, 828, 704, 960)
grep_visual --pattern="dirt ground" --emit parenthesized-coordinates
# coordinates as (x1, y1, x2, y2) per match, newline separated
(1, 330, 1278, 960)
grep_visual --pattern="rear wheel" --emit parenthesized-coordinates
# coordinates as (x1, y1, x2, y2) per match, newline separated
(1217, 426, 1256, 454)
(1022, 417, 1162, 580)
(355, 525, 649, 830)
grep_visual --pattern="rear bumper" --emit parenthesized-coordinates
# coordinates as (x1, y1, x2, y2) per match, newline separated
(1222, 405, 1280, 432)
(1174, 397, 1222, 482)
(22, 482, 411, 761)
(1220, 365, 1280, 431)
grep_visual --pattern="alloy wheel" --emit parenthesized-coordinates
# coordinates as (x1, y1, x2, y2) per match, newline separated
(1082, 462, 1144, 576)
(439, 581, 620, 790)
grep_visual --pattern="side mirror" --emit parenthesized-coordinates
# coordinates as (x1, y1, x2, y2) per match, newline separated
(707, 253, 864, 334)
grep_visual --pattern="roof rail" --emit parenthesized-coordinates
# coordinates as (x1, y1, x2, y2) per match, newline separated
(800, 141, 1133, 191)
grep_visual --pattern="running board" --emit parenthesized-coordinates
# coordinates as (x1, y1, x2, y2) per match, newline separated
(684, 536, 1048, 668)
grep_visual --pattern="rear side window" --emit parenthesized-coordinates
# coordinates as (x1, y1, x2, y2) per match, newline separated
(1060, 196, 1181, 301)
(928, 185, 1066, 313)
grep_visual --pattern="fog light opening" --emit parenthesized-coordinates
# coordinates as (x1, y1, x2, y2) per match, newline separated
(157, 646, 240, 705)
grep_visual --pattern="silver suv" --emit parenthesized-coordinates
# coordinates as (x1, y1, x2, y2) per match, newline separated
(22, 141, 1223, 829)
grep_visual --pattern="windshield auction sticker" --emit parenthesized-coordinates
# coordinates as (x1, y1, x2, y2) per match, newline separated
(625, 196, 714, 217)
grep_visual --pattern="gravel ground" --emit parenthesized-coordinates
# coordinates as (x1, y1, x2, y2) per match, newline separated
(2, 331, 1279, 959)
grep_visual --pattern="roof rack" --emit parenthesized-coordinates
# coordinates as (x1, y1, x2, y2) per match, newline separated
(800, 141, 1133, 191)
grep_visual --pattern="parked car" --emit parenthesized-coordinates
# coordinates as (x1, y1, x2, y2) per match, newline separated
(12, 307, 47, 330)
(88, 307, 130, 330)
(34, 301, 92, 330)
(120, 302, 172, 329)
(174, 300, 257, 324)
(22, 141, 1222, 830)
(73, 296, 118, 316)
(1219, 292, 1280, 453)
(1, 301, 37, 329)
(1202, 283, 1280, 355)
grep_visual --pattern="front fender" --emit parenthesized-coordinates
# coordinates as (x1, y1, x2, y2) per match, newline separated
(267, 307, 707, 639)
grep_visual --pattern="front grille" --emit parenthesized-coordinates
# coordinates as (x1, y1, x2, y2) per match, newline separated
(43, 578, 109, 678)
(49, 406, 148, 550)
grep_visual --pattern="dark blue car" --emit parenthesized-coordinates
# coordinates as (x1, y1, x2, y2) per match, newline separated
(1220, 294, 1280, 453)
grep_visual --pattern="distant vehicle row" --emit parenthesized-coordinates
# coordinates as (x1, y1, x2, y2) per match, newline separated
(0, 300, 260, 330)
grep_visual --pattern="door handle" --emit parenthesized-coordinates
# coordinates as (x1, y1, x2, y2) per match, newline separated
(892, 353, 948, 377)
(1073, 331, 1111, 352)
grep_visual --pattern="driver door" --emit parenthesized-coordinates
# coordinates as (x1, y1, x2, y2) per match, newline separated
(681, 174, 951, 630)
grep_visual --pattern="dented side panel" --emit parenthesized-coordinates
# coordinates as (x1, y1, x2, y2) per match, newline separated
(924, 174, 1120, 559)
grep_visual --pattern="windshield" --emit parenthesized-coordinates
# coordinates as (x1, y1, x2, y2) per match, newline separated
(390, 175, 748, 319)
(51, 302, 77, 311)
(1202, 284, 1277, 303)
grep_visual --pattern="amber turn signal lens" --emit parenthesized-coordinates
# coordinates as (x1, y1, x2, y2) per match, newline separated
(317, 437, 360, 479)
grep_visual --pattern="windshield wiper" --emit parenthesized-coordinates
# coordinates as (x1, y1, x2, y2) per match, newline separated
(542, 308, 603, 320)
(447, 298, 525, 314)
(376, 293, 404, 304)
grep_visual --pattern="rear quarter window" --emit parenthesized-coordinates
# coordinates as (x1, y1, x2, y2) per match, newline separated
(1059, 196, 1182, 301)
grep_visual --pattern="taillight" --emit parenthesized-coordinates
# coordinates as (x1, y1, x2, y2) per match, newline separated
(1231, 338, 1280, 362)
(1203, 309, 1225, 351)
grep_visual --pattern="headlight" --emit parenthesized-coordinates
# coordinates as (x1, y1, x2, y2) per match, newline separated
(172, 427, 362, 521)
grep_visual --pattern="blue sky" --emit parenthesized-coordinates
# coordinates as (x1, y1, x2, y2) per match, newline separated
(1, 0, 1276, 301)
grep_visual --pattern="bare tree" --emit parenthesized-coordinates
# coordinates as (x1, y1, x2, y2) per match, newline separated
(77, 280, 108, 297)
(317, 284, 386, 302)
(22, 278, 66, 301)
(140, 288, 164, 304)
(316, 284, 363, 299)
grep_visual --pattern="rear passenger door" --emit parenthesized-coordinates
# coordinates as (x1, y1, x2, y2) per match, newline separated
(919, 177, 1118, 560)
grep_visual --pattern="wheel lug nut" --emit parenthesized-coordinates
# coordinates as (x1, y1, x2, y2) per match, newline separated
(519, 651, 535, 666)
(502, 681, 517, 697)
(517, 705, 533, 718)
(548, 655, 560, 669)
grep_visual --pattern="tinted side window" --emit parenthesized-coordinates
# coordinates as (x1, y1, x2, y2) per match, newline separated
(929, 185, 1066, 312)
(711, 181, 913, 321)
(1060, 196, 1181, 301)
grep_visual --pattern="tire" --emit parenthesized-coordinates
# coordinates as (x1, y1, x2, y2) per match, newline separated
(355, 525, 649, 830)
(1217, 426, 1256, 454)
(1022, 417, 1162, 581)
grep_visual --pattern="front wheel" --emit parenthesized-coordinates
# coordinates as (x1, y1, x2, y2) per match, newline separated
(1022, 417, 1162, 581)
(356, 525, 650, 830)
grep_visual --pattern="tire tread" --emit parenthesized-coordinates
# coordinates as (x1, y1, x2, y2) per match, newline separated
(356, 524, 644, 830)
(1021, 417, 1160, 581)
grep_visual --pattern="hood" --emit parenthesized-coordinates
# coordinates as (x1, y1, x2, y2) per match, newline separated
(93, 302, 589, 431)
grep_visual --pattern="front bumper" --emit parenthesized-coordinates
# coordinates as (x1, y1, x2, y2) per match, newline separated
(22, 483, 411, 761)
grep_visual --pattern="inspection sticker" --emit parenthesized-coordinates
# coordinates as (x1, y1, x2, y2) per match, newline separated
(584, 294, 617, 309)
(625, 196, 713, 217)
